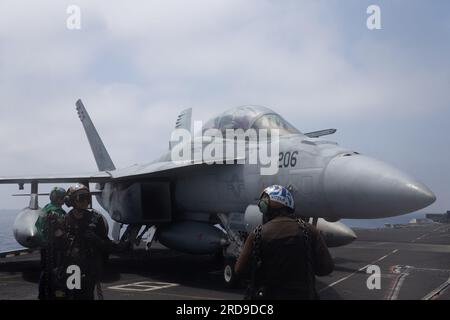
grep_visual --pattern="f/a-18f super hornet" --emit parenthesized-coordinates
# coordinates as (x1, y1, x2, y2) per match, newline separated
(0, 100, 436, 285)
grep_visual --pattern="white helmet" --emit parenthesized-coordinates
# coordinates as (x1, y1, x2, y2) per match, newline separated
(260, 185, 295, 211)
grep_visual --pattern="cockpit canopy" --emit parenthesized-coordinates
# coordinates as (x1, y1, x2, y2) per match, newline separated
(202, 105, 301, 136)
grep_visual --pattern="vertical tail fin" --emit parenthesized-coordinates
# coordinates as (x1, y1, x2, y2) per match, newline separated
(169, 108, 192, 150)
(76, 99, 116, 171)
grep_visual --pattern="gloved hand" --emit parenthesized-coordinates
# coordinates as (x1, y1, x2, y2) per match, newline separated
(85, 229, 112, 252)
(46, 212, 59, 223)
(84, 229, 103, 245)
(54, 229, 64, 237)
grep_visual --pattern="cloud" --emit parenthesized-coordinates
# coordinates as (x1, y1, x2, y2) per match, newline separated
(0, 1, 449, 212)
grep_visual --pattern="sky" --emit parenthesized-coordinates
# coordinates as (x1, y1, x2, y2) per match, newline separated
(0, 0, 449, 216)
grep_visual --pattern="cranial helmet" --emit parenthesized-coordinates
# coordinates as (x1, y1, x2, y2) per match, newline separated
(49, 187, 66, 204)
(65, 183, 90, 207)
(260, 185, 295, 211)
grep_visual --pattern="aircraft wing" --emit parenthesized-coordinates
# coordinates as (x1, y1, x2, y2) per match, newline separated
(0, 171, 112, 184)
(111, 157, 245, 180)
(0, 157, 244, 185)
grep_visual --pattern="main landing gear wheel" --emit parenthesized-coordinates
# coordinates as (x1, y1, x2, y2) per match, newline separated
(223, 258, 238, 288)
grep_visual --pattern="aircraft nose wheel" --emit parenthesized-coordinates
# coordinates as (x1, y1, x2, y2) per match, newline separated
(223, 258, 238, 288)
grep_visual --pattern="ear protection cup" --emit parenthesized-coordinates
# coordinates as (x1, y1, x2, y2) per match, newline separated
(64, 195, 73, 208)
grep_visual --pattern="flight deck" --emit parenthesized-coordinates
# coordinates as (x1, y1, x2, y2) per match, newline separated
(0, 224, 449, 300)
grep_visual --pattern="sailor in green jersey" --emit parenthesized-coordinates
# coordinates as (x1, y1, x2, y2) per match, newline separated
(35, 187, 67, 300)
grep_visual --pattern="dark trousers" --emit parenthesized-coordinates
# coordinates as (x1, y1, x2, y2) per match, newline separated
(66, 278, 96, 300)
(38, 249, 53, 300)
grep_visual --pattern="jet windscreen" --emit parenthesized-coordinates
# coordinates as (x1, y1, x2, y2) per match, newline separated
(251, 114, 301, 135)
(202, 105, 301, 136)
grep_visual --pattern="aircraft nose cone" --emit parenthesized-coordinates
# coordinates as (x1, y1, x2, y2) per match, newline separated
(324, 154, 436, 218)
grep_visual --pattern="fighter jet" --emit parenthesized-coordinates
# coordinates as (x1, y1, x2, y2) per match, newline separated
(0, 100, 436, 286)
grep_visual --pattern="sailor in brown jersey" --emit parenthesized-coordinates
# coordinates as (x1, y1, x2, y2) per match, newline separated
(235, 185, 334, 300)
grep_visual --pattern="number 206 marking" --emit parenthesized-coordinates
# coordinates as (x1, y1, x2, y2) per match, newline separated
(279, 151, 298, 168)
